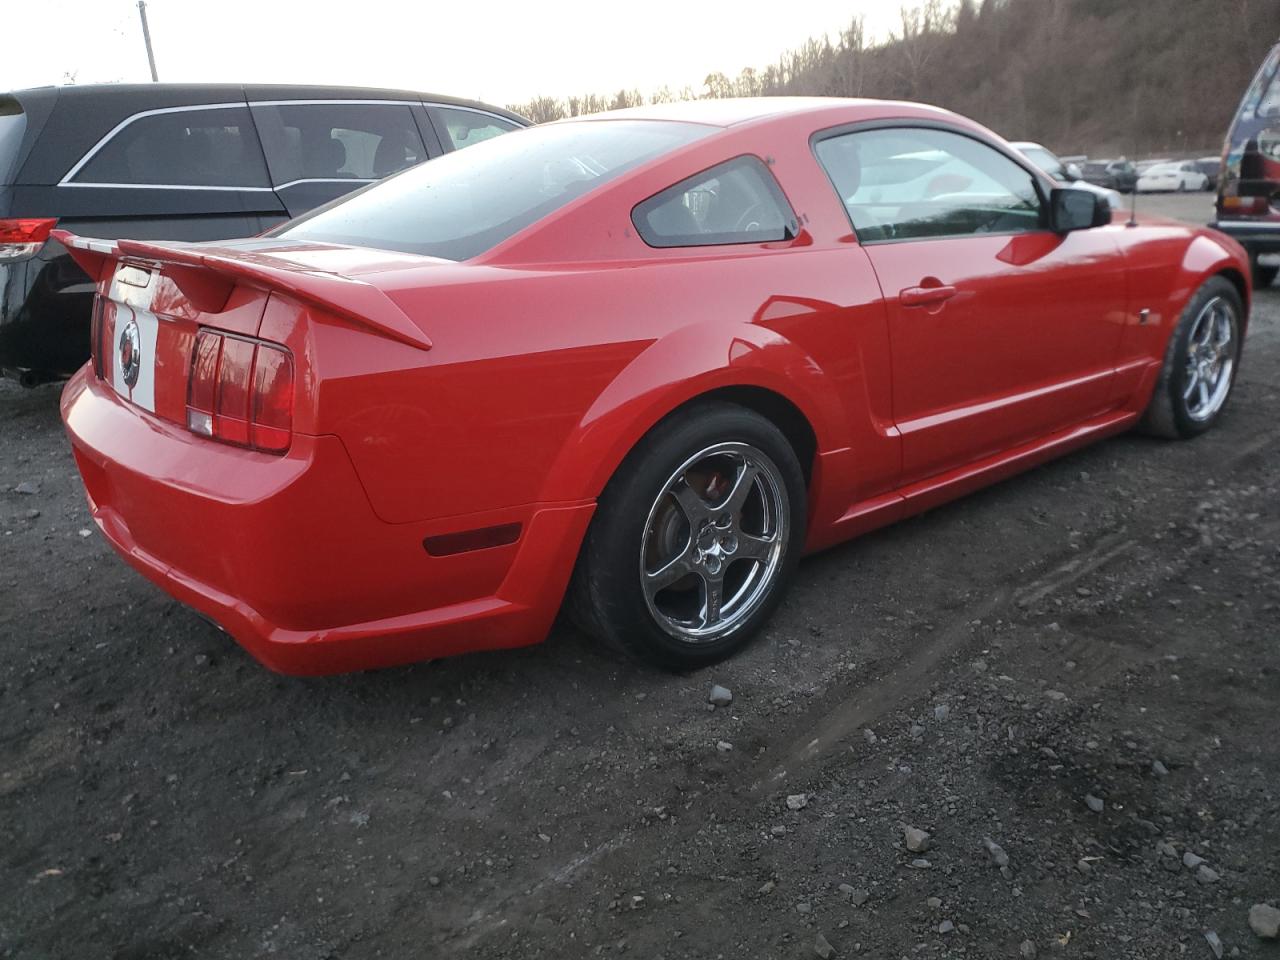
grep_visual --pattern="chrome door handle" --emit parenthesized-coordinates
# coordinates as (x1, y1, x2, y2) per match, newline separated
(899, 284, 957, 307)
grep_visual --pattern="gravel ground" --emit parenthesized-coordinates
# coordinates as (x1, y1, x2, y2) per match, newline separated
(2, 202, 1277, 958)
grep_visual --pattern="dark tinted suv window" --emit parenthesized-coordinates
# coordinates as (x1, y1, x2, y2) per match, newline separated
(71, 105, 268, 187)
(435, 106, 520, 151)
(0, 97, 26, 184)
(632, 156, 796, 247)
(251, 102, 427, 185)
(276, 119, 712, 261)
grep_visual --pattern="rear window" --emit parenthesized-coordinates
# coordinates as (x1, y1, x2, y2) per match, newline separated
(0, 97, 26, 184)
(275, 119, 713, 261)
(70, 105, 269, 188)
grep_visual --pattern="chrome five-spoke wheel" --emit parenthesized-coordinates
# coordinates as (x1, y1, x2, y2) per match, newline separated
(572, 402, 804, 668)
(640, 442, 789, 644)
(1182, 296, 1236, 423)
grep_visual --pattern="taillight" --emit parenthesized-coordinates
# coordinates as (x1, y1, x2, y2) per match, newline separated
(186, 329, 294, 454)
(1221, 195, 1270, 215)
(0, 218, 58, 263)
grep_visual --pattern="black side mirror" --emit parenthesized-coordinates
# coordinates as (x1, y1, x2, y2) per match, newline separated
(1050, 187, 1110, 232)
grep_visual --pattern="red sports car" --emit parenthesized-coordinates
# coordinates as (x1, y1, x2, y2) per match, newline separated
(59, 98, 1250, 675)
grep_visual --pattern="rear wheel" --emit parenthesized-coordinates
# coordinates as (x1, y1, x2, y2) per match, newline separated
(1139, 276, 1242, 439)
(571, 403, 806, 670)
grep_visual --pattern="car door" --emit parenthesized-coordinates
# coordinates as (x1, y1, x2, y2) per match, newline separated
(249, 100, 435, 220)
(813, 125, 1129, 486)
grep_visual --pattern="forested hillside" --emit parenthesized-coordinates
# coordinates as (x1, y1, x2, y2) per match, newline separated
(510, 0, 1280, 156)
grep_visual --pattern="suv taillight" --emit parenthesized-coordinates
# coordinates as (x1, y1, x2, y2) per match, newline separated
(0, 218, 57, 262)
(186, 329, 294, 454)
(1221, 195, 1270, 215)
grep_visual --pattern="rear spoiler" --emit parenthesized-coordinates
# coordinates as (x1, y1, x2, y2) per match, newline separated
(54, 230, 432, 352)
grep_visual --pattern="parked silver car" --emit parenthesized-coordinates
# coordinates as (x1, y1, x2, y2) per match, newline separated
(1011, 141, 1126, 211)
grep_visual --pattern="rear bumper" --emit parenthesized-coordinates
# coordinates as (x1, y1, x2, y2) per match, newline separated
(62, 369, 594, 674)
(1208, 220, 1280, 255)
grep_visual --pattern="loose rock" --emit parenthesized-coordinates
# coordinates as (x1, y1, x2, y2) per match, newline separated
(786, 793, 809, 811)
(716, 740, 733, 752)
(813, 933, 835, 959)
(796, 901, 812, 914)
(903, 826, 931, 853)
(1183, 851, 1206, 870)
(1248, 903, 1280, 940)
(708, 685, 733, 707)
(14, 481, 39, 495)
(1020, 940, 1038, 959)
(1152, 759, 1170, 777)
(982, 837, 1010, 868)
(1204, 931, 1224, 959)
(938, 920, 955, 935)
(934, 704, 950, 722)
(1085, 794, 1104, 813)
(1197, 864, 1221, 885)
(758, 880, 776, 895)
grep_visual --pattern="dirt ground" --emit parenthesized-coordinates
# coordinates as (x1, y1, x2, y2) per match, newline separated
(2, 196, 1277, 959)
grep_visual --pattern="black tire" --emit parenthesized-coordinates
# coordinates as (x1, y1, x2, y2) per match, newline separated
(1139, 276, 1243, 439)
(570, 402, 806, 670)
(1253, 260, 1278, 289)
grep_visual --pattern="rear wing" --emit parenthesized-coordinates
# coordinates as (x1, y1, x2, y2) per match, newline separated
(54, 231, 432, 351)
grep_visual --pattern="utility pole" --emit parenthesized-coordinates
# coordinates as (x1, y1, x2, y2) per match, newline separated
(137, 1, 159, 82)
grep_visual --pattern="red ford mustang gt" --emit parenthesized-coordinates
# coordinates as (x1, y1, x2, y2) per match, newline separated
(58, 98, 1250, 675)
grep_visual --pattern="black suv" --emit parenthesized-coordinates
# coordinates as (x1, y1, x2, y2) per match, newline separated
(0, 84, 527, 385)
(1212, 37, 1280, 288)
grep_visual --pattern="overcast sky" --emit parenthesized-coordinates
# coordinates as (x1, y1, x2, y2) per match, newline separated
(4, 0, 904, 106)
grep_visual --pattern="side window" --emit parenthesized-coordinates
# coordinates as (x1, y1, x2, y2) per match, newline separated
(435, 107, 520, 151)
(814, 127, 1044, 243)
(250, 102, 427, 185)
(71, 106, 268, 187)
(632, 156, 797, 248)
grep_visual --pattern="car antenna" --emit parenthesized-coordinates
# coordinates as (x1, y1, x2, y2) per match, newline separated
(1127, 147, 1139, 228)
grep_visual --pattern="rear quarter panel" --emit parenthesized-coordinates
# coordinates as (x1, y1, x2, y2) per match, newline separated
(316, 248, 894, 526)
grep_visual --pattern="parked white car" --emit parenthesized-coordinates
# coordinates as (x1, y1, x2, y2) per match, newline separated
(1011, 141, 1126, 211)
(1136, 161, 1210, 193)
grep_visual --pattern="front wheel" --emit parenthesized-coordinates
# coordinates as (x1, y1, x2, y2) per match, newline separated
(571, 403, 806, 670)
(1139, 276, 1243, 439)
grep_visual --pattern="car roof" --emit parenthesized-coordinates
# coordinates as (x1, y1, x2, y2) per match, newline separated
(572, 96, 961, 129)
(6, 82, 521, 117)
(4, 83, 527, 187)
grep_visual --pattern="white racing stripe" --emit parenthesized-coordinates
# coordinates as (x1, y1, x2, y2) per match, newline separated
(107, 266, 161, 414)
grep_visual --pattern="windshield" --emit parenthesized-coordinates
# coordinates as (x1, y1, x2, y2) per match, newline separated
(0, 98, 27, 184)
(274, 119, 714, 260)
